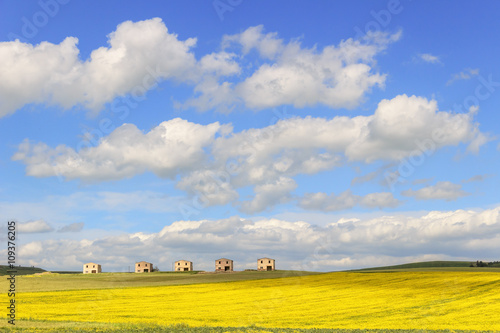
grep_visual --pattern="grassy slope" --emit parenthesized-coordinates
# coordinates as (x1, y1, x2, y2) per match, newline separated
(4, 261, 499, 293)
(1, 270, 322, 293)
(3, 261, 498, 293)
(352, 261, 473, 271)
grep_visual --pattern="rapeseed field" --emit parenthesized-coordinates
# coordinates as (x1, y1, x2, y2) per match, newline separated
(7, 271, 500, 331)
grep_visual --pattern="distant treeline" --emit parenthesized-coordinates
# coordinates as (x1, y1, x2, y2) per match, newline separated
(0, 265, 45, 275)
(470, 260, 500, 267)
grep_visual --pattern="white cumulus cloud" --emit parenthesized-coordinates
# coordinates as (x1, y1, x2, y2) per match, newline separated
(14, 206, 500, 271)
(0, 18, 199, 117)
(184, 28, 401, 112)
(239, 177, 297, 214)
(13, 95, 487, 212)
(1, 21, 400, 117)
(12, 118, 226, 181)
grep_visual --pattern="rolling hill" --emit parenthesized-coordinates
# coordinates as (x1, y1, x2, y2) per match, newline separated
(353, 260, 474, 271)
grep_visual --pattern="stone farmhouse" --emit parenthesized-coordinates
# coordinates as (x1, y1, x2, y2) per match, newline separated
(135, 261, 153, 273)
(257, 258, 275, 271)
(175, 260, 193, 271)
(215, 258, 233, 272)
(83, 262, 101, 274)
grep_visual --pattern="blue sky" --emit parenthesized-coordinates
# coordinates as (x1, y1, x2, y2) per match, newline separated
(1, 1, 499, 271)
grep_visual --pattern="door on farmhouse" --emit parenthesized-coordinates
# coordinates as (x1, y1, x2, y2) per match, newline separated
(144, 269, 149, 272)
(92, 270, 96, 273)
(184, 268, 188, 271)
(225, 266, 230, 271)
(267, 266, 272, 271)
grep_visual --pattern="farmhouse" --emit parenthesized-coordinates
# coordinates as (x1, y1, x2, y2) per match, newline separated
(257, 258, 275, 271)
(215, 258, 233, 272)
(83, 262, 101, 274)
(135, 261, 153, 273)
(175, 260, 193, 271)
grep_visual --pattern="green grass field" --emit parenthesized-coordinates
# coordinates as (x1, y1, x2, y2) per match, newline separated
(0, 270, 321, 293)
(9, 263, 500, 294)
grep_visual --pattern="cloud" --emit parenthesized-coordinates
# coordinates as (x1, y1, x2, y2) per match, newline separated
(299, 191, 400, 212)
(176, 170, 239, 207)
(351, 163, 397, 186)
(18, 219, 53, 233)
(447, 68, 479, 86)
(16, 206, 500, 271)
(13, 95, 487, 211)
(211, 94, 487, 183)
(184, 28, 401, 112)
(12, 118, 226, 181)
(412, 178, 434, 185)
(0, 18, 200, 117)
(222, 25, 284, 59)
(346, 94, 487, 161)
(359, 192, 401, 209)
(462, 174, 492, 183)
(351, 170, 380, 186)
(299, 191, 359, 211)
(58, 222, 84, 233)
(1, 21, 399, 117)
(402, 181, 470, 201)
(19, 242, 44, 257)
(418, 53, 441, 64)
(239, 177, 297, 214)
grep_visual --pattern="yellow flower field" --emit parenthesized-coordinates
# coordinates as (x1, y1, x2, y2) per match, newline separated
(9, 271, 500, 330)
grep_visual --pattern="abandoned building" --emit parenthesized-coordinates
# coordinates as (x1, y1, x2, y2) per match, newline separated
(135, 261, 154, 273)
(257, 258, 275, 271)
(175, 260, 193, 271)
(215, 258, 233, 272)
(83, 262, 101, 274)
